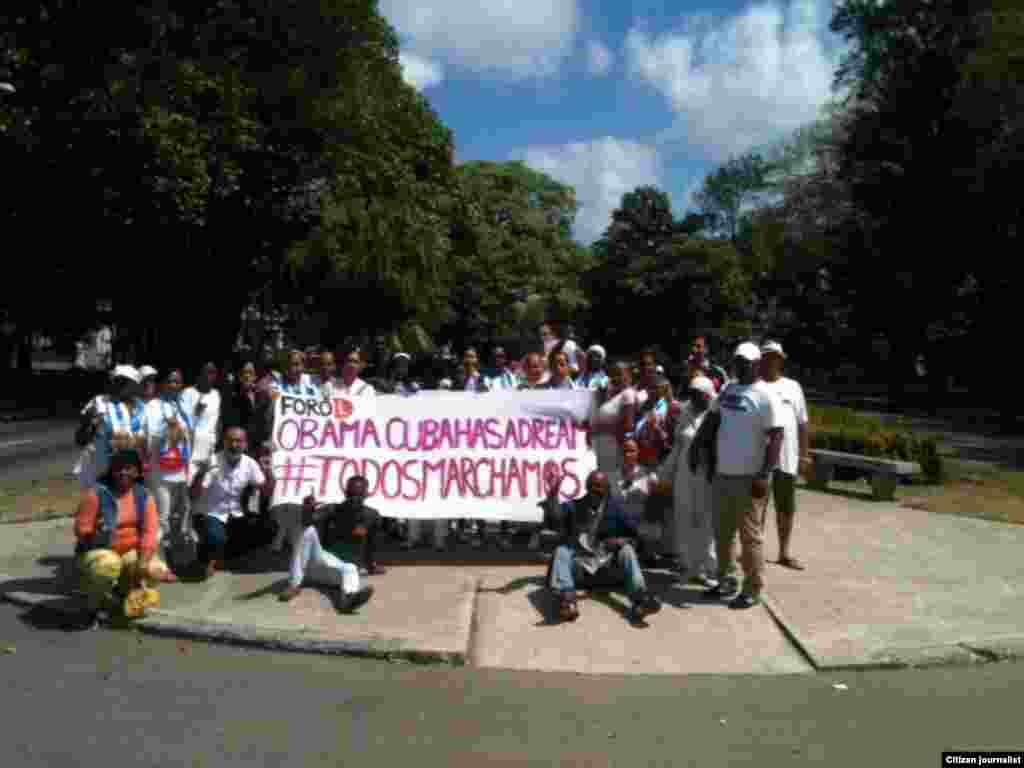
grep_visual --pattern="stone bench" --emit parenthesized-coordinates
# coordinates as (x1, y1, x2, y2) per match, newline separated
(808, 449, 921, 501)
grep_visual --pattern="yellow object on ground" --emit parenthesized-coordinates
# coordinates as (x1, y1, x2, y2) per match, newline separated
(78, 548, 167, 617)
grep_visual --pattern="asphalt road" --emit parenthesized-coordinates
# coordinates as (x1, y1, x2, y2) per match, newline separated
(0, 419, 79, 485)
(0, 601, 1022, 767)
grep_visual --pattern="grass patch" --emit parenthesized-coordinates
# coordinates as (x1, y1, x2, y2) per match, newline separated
(898, 460, 1024, 525)
(0, 479, 80, 524)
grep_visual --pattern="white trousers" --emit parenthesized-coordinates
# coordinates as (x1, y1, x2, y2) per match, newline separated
(146, 478, 194, 564)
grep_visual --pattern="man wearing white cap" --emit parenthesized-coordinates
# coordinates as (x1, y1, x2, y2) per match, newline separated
(658, 375, 719, 587)
(73, 365, 147, 489)
(758, 341, 811, 570)
(690, 342, 784, 609)
(138, 366, 159, 404)
(579, 345, 609, 391)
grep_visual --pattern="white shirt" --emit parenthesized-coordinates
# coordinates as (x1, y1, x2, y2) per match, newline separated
(335, 378, 375, 398)
(590, 387, 638, 471)
(181, 387, 222, 438)
(275, 374, 320, 398)
(197, 451, 266, 523)
(93, 398, 146, 481)
(144, 397, 193, 483)
(758, 377, 808, 475)
(712, 381, 784, 476)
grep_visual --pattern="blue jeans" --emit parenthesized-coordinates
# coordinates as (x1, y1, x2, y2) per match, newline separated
(549, 543, 646, 595)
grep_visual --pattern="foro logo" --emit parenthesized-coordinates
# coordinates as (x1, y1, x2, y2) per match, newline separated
(333, 398, 354, 421)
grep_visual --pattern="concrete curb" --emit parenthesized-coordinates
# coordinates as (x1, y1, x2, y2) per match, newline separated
(0, 580, 468, 666)
(759, 594, 825, 671)
(759, 594, 1018, 671)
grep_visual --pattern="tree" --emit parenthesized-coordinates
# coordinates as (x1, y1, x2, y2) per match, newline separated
(582, 186, 752, 358)
(693, 153, 775, 243)
(437, 161, 588, 350)
(828, 0, 1004, 404)
(1, 1, 452, 373)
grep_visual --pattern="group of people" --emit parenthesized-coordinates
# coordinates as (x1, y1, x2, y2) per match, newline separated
(68, 323, 810, 628)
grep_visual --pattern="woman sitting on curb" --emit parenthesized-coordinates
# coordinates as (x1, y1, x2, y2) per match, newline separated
(74, 449, 170, 629)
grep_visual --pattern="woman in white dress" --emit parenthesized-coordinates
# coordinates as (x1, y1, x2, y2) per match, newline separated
(658, 376, 718, 586)
(587, 361, 637, 473)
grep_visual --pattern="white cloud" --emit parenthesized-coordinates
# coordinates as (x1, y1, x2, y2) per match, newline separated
(399, 52, 444, 90)
(585, 40, 614, 76)
(521, 138, 661, 243)
(626, 0, 840, 160)
(380, 0, 579, 79)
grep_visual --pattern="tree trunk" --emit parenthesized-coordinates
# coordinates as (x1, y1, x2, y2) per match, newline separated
(16, 329, 33, 372)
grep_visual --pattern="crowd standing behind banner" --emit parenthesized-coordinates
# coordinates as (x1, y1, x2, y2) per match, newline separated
(69, 329, 812, 627)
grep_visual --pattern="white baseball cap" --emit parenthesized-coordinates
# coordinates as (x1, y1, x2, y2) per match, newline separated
(690, 376, 716, 397)
(111, 365, 141, 384)
(138, 365, 158, 379)
(761, 341, 786, 358)
(734, 342, 762, 362)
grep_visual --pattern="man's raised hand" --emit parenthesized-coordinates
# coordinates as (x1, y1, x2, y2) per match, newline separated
(544, 465, 563, 498)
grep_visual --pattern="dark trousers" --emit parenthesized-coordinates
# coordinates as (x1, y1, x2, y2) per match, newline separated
(197, 515, 269, 565)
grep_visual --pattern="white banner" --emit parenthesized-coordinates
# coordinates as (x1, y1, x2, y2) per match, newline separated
(269, 390, 597, 522)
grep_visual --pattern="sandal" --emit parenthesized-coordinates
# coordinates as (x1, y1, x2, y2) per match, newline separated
(778, 556, 806, 570)
(558, 592, 580, 622)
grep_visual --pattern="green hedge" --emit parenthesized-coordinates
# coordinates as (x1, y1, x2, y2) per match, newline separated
(809, 427, 944, 484)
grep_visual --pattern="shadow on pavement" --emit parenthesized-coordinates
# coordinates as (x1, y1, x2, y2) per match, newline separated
(16, 602, 92, 632)
(235, 578, 291, 602)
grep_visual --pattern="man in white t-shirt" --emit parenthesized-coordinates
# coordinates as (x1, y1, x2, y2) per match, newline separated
(691, 342, 784, 609)
(758, 341, 811, 571)
(190, 426, 267, 579)
(181, 362, 222, 471)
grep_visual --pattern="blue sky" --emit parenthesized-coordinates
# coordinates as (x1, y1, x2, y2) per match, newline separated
(381, 0, 847, 243)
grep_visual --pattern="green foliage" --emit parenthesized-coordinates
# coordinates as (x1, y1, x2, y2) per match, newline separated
(808, 406, 944, 483)
(438, 161, 587, 347)
(693, 153, 775, 242)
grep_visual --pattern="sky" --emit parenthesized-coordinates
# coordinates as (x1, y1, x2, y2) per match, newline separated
(381, 0, 848, 244)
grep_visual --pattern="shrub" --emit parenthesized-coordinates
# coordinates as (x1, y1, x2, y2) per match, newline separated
(810, 427, 944, 484)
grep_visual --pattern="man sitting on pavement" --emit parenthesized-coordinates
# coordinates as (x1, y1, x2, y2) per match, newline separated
(541, 467, 662, 625)
(190, 426, 268, 579)
(279, 495, 375, 613)
(321, 476, 388, 576)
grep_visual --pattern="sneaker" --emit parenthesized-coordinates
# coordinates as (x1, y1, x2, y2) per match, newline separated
(704, 577, 739, 600)
(690, 573, 719, 589)
(338, 585, 375, 613)
(629, 591, 662, 622)
(728, 593, 760, 610)
(278, 586, 303, 602)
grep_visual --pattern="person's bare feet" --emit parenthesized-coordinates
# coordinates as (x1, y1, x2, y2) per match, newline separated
(778, 556, 805, 570)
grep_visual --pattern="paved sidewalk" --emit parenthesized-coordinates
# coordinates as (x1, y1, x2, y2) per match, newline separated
(2, 488, 1024, 675)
